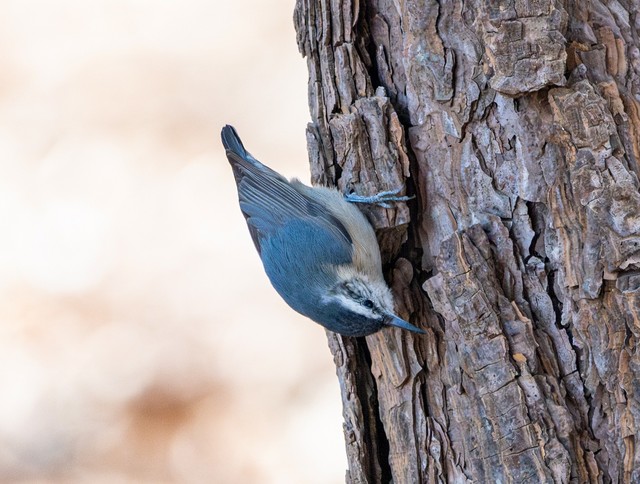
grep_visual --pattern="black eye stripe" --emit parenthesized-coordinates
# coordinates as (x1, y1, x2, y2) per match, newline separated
(342, 283, 360, 299)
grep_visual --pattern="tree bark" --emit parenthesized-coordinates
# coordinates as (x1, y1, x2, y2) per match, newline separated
(294, 1, 640, 482)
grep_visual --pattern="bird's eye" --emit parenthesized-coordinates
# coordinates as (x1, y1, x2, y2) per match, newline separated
(363, 299, 374, 309)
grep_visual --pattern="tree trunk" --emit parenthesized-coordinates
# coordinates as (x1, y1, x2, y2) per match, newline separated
(293, 1, 640, 482)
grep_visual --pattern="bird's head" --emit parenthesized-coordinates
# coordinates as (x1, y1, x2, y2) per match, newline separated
(319, 269, 425, 337)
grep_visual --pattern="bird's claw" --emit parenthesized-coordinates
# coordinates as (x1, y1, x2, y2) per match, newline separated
(345, 187, 414, 208)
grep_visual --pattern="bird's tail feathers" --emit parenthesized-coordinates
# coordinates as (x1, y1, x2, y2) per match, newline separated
(221, 125, 281, 179)
(221, 125, 249, 159)
(221, 125, 288, 187)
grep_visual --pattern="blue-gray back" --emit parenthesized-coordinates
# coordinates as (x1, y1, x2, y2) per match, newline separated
(259, 218, 352, 317)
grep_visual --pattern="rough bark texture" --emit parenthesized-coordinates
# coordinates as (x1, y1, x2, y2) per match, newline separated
(294, 1, 640, 482)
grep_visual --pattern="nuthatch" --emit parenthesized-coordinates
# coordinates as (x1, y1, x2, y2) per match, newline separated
(222, 125, 425, 337)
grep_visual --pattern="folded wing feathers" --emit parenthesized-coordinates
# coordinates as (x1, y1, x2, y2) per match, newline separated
(223, 127, 352, 254)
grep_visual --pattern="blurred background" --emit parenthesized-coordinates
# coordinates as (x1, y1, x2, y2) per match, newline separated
(0, 1, 345, 483)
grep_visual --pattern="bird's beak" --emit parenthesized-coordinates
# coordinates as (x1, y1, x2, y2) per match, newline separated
(386, 314, 426, 334)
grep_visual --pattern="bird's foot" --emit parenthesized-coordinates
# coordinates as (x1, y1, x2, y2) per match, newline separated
(345, 187, 414, 208)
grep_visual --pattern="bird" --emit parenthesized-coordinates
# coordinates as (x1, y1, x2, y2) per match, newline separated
(222, 125, 425, 337)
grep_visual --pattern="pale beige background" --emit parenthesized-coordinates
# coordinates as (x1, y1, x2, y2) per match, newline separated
(0, 1, 345, 482)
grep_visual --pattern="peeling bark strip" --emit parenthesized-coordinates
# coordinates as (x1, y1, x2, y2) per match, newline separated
(294, 0, 640, 482)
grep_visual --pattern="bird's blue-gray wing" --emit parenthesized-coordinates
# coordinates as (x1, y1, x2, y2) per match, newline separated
(258, 218, 352, 317)
(221, 125, 352, 261)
